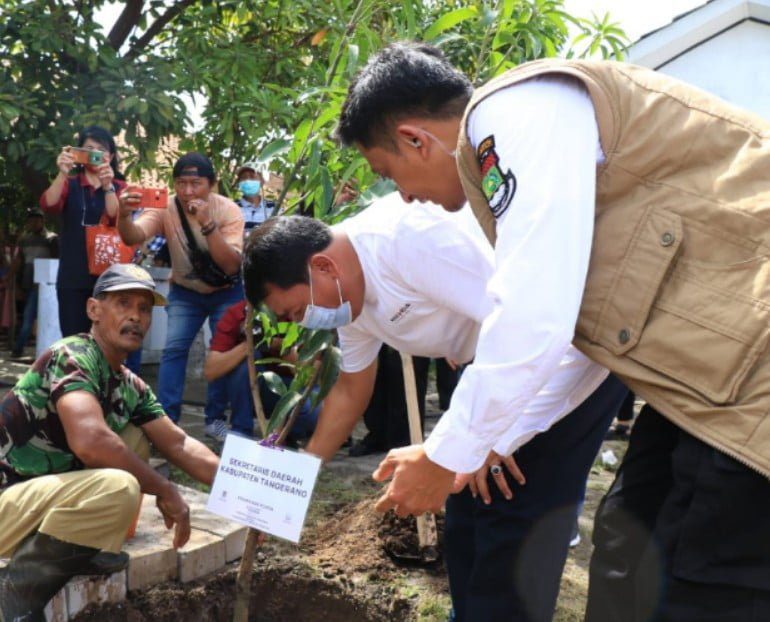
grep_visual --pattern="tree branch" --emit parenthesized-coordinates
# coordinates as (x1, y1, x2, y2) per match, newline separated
(125, 0, 196, 60)
(108, 0, 144, 51)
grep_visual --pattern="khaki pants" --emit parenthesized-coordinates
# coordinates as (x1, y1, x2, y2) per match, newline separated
(0, 425, 149, 555)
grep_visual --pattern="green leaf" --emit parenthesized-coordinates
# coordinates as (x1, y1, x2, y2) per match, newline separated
(257, 138, 291, 163)
(424, 7, 478, 41)
(266, 391, 303, 435)
(313, 346, 341, 406)
(297, 330, 334, 364)
(261, 371, 287, 397)
(281, 322, 301, 353)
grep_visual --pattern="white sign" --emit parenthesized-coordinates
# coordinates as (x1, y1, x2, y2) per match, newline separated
(206, 434, 321, 543)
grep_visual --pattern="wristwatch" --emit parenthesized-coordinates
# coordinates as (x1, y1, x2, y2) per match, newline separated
(104, 184, 116, 194)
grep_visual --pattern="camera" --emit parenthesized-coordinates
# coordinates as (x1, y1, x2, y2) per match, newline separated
(126, 186, 169, 209)
(69, 147, 104, 166)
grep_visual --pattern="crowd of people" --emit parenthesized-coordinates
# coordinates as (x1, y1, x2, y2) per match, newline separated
(1, 41, 768, 622)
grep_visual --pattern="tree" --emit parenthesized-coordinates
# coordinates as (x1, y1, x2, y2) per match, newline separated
(0, 0, 627, 234)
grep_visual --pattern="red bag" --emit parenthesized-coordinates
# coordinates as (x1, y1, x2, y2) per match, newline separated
(85, 213, 137, 276)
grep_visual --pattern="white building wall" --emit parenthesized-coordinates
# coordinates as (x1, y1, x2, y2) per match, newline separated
(654, 21, 770, 119)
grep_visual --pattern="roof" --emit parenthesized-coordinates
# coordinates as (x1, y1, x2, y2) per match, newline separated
(627, 0, 770, 69)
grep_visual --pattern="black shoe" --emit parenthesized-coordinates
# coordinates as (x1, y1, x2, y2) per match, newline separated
(605, 423, 631, 441)
(0, 533, 101, 622)
(9, 349, 23, 360)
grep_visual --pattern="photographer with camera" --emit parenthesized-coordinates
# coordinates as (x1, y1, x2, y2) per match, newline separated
(40, 125, 125, 337)
(118, 153, 244, 440)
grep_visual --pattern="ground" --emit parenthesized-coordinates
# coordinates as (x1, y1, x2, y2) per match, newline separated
(0, 344, 630, 621)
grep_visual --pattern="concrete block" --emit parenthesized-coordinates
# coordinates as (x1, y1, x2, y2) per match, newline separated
(123, 494, 177, 590)
(66, 570, 127, 618)
(177, 530, 225, 583)
(44, 590, 67, 622)
(123, 534, 178, 591)
(180, 486, 249, 562)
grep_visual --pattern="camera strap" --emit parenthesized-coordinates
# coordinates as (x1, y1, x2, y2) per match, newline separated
(175, 196, 203, 254)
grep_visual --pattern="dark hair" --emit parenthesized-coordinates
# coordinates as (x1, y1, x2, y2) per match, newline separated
(172, 152, 217, 184)
(77, 125, 123, 180)
(337, 41, 473, 149)
(243, 216, 333, 306)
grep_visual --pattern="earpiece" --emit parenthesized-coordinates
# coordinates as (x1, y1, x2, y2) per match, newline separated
(412, 138, 422, 147)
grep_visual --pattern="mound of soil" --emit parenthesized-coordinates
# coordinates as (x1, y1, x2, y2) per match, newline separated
(74, 495, 445, 622)
(307, 497, 445, 572)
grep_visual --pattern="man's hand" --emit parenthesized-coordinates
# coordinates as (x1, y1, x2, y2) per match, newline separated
(156, 484, 191, 549)
(186, 198, 212, 226)
(118, 191, 142, 219)
(372, 444, 455, 516)
(466, 450, 526, 505)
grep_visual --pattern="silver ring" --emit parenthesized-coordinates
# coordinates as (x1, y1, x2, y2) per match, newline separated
(490, 464, 503, 475)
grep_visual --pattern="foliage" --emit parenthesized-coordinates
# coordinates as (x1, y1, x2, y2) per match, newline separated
(196, 0, 630, 220)
(254, 308, 340, 437)
(0, 0, 628, 233)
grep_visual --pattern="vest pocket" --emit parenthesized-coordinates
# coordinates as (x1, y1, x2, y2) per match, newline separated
(626, 255, 770, 404)
(595, 206, 770, 405)
(592, 207, 683, 355)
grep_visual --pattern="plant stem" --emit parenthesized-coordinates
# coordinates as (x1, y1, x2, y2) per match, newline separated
(233, 529, 261, 622)
(276, 358, 323, 447)
(245, 303, 269, 437)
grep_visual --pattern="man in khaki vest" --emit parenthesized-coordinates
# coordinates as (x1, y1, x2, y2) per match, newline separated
(337, 42, 770, 621)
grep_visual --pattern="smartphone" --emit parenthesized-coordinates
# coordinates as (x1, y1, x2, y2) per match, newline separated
(69, 147, 104, 166)
(126, 186, 168, 208)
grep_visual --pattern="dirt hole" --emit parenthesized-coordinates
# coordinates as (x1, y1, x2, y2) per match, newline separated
(74, 497, 444, 622)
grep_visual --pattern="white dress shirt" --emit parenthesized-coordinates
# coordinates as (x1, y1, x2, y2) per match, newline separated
(335, 194, 493, 372)
(335, 189, 607, 462)
(424, 76, 608, 473)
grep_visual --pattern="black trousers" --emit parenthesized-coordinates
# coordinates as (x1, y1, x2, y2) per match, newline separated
(445, 375, 628, 622)
(436, 358, 460, 411)
(362, 345, 429, 450)
(57, 287, 94, 337)
(586, 405, 770, 622)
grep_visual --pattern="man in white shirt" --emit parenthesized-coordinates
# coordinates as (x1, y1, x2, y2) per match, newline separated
(242, 193, 627, 621)
(335, 42, 770, 622)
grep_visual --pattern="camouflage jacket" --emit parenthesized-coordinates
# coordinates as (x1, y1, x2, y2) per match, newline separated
(0, 334, 165, 489)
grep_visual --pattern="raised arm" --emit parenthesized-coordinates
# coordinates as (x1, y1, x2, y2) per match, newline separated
(117, 191, 153, 245)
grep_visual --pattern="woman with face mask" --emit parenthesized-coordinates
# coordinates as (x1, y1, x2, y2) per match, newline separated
(234, 162, 274, 231)
(40, 125, 126, 338)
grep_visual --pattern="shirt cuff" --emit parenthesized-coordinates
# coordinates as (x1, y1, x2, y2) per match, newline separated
(423, 412, 491, 474)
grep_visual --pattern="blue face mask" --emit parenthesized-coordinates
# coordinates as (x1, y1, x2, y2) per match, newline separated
(299, 269, 352, 330)
(239, 180, 261, 197)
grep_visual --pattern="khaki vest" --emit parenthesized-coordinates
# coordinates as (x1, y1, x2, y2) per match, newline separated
(457, 59, 770, 477)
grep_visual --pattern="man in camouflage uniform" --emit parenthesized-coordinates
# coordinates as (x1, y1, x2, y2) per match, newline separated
(0, 263, 220, 622)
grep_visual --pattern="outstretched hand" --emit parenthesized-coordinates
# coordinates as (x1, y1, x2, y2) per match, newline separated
(372, 444, 455, 516)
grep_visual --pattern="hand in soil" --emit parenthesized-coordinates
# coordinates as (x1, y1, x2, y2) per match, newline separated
(468, 450, 526, 504)
(372, 444, 454, 516)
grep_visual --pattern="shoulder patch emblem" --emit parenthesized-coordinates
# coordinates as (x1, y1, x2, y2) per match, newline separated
(477, 135, 516, 218)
